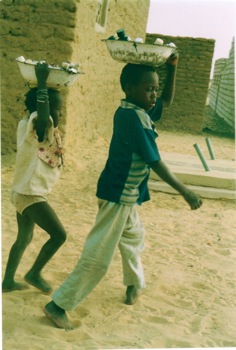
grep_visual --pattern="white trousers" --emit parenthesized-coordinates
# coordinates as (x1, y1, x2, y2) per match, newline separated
(52, 199, 146, 311)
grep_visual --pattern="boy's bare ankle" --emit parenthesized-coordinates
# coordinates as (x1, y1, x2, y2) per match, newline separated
(125, 285, 141, 305)
(44, 301, 73, 330)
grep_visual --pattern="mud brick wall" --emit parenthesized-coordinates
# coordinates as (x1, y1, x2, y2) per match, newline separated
(0, 0, 77, 155)
(208, 38, 235, 130)
(145, 34, 215, 133)
(0, 0, 150, 155)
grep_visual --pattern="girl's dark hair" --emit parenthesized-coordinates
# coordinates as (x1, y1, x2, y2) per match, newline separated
(120, 64, 157, 92)
(24, 87, 60, 113)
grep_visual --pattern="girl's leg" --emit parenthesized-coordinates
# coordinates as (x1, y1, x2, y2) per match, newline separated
(118, 206, 146, 304)
(23, 201, 67, 293)
(2, 212, 35, 292)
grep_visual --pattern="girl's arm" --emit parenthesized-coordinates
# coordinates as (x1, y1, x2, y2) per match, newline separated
(35, 62, 50, 142)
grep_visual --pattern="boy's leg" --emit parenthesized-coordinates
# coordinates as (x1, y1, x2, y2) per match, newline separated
(23, 201, 67, 293)
(50, 200, 131, 312)
(118, 206, 146, 304)
(2, 212, 35, 292)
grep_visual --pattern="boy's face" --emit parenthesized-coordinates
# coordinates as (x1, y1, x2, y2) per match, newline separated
(126, 71, 159, 110)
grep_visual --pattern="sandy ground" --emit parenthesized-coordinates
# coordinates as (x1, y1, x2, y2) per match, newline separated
(1, 130, 236, 349)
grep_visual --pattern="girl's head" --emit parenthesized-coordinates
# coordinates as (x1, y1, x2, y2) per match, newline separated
(24, 88, 62, 125)
(120, 64, 159, 110)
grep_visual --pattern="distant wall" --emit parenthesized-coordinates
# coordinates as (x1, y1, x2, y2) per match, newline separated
(145, 34, 215, 132)
(207, 38, 235, 131)
(0, 0, 150, 155)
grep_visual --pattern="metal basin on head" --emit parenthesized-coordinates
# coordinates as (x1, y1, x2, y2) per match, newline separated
(103, 40, 177, 66)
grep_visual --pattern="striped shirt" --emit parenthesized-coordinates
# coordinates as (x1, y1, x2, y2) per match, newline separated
(96, 99, 163, 205)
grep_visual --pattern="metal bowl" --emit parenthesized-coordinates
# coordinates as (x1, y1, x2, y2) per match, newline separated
(103, 40, 177, 66)
(15, 58, 83, 88)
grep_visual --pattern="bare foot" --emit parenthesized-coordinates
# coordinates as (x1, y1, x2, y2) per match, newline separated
(24, 272, 52, 294)
(2, 281, 29, 293)
(125, 285, 142, 305)
(44, 301, 74, 330)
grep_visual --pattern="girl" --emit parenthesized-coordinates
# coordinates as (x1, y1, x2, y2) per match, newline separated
(2, 62, 67, 294)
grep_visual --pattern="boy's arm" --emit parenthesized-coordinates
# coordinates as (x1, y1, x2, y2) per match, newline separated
(161, 53, 178, 107)
(35, 62, 50, 142)
(149, 159, 203, 210)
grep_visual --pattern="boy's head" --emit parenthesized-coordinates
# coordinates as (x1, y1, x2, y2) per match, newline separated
(25, 88, 62, 124)
(120, 64, 159, 111)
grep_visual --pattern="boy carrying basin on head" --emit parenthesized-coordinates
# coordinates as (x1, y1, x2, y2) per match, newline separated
(44, 53, 202, 330)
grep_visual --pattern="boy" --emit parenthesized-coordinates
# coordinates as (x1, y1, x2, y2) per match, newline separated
(44, 55, 202, 330)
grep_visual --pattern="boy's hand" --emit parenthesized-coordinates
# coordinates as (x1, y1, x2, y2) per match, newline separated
(35, 62, 50, 83)
(167, 52, 179, 66)
(182, 189, 203, 210)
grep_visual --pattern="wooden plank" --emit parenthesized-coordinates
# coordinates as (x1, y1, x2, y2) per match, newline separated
(150, 152, 236, 191)
(149, 180, 236, 201)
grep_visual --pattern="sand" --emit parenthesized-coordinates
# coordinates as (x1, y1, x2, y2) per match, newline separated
(1, 130, 236, 349)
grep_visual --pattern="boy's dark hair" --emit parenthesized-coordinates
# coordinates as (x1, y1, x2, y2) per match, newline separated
(120, 64, 157, 92)
(24, 87, 60, 113)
